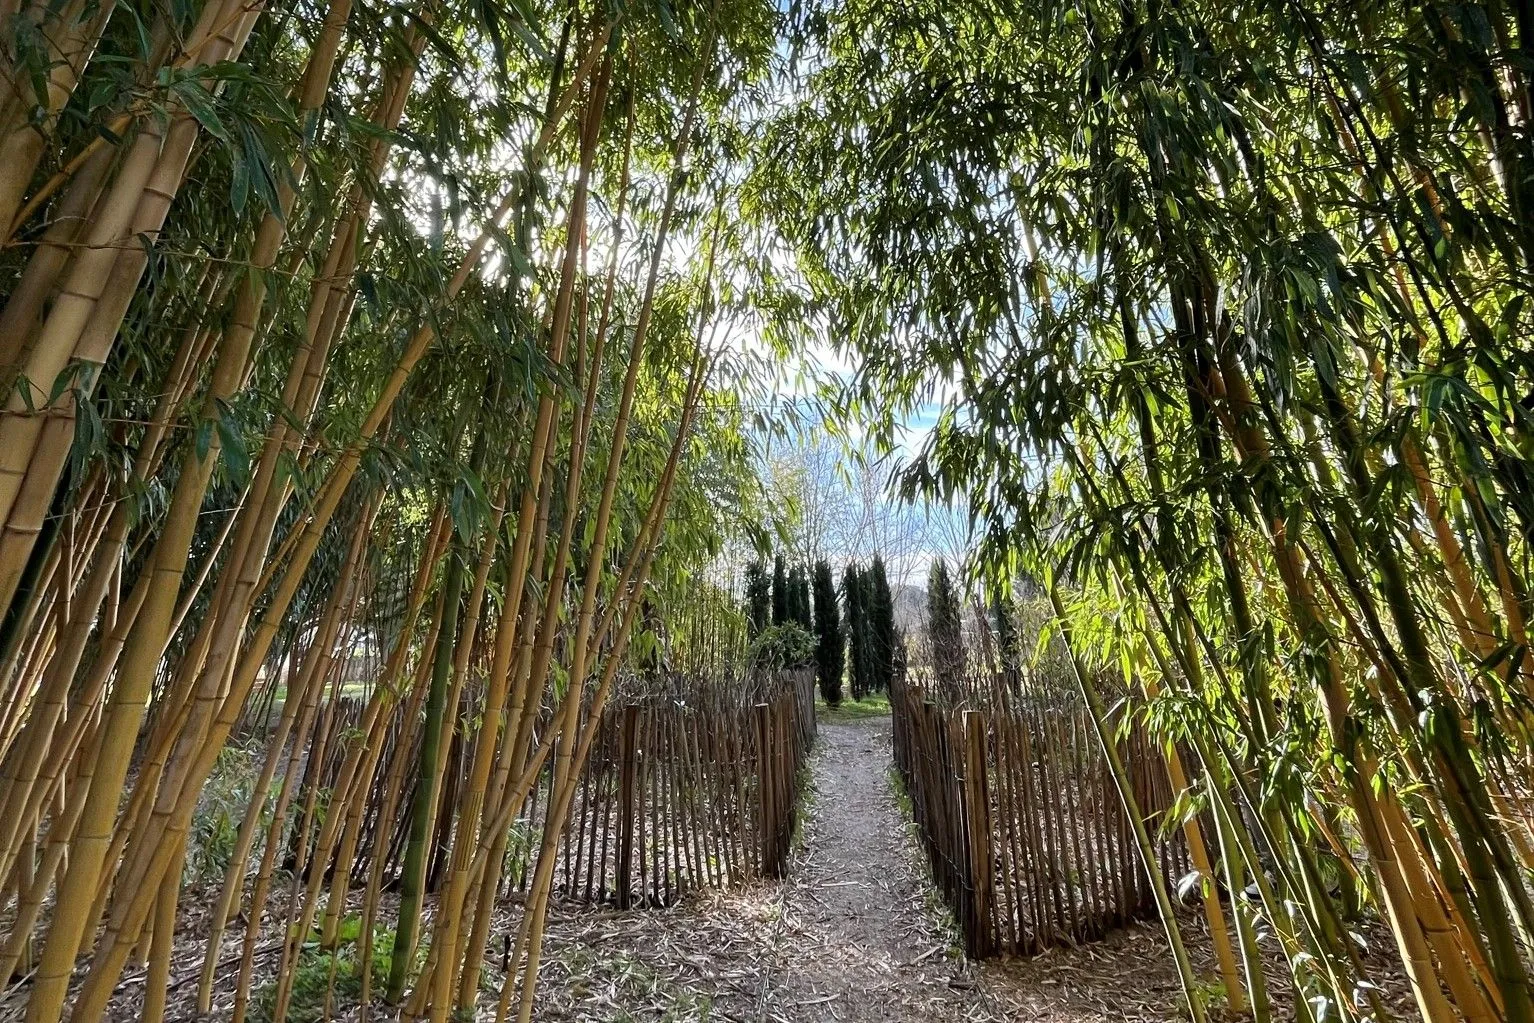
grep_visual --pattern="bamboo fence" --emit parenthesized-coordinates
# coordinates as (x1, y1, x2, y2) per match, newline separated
(288, 667, 817, 910)
(891, 671, 1188, 958)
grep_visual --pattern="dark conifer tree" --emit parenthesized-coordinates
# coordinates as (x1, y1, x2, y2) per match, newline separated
(843, 562, 868, 699)
(785, 564, 803, 627)
(745, 560, 771, 638)
(869, 555, 895, 693)
(812, 560, 844, 706)
(771, 553, 788, 626)
(927, 558, 966, 702)
(782, 567, 796, 624)
(860, 568, 879, 696)
(791, 565, 813, 632)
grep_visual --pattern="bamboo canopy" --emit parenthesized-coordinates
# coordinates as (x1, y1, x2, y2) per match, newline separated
(755, 1, 1534, 1020)
(0, 1, 780, 1019)
(6, 0, 1534, 1021)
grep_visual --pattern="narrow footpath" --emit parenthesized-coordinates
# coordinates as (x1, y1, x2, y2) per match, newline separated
(753, 716, 1011, 1021)
(535, 714, 1203, 1022)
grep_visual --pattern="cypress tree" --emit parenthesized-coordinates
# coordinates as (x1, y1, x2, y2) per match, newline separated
(785, 564, 803, 626)
(860, 568, 879, 696)
(812, 560, 843, 706)
(991, 592, 1021, 682)
(843, 562, 868, 700)
(744, 560, 771, 638)
(771, 554, 788, 626)
(791, 565, 813, 632)
(869, 555, 895, 693)
(927, 558, 965, 702)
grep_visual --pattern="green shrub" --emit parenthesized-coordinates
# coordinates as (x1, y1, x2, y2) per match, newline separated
(187, 744, 261, 884)
(250, 920, 394, 1023)
(748, 621, 815, 671)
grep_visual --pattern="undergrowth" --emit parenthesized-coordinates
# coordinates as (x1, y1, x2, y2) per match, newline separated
(250, 919, 395, 1023)
(186, 743, 263, 885)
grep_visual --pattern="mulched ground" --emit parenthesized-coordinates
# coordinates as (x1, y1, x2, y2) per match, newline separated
(529, 717, 1254, 1023)
(2, 714, 1410, 1021)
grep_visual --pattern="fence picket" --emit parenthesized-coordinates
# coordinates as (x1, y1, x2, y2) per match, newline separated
(891, 669, 1185, 958)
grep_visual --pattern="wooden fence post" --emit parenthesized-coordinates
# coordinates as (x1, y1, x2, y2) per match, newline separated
(754, 702, 777, 877)
(781, 694, 795, 849)
(777, 697, 790, 862)
(616, 704, 638, 909)
(962, 709, 994, 958)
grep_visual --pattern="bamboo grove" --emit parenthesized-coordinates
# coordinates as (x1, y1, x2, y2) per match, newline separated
(755, 1, 1534, 1022)
(0, 0, 778, 1019)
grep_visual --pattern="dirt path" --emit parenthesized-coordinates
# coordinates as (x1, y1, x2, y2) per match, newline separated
(534, 714, 1208, 1022)
(755, 716, 1004, 1021)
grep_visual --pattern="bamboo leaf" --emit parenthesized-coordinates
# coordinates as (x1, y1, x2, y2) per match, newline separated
(213, 399, 250, 484)
(170, 78, 231, 142)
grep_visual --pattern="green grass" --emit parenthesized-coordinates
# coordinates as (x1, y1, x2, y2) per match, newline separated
(816, 691, 891, 724)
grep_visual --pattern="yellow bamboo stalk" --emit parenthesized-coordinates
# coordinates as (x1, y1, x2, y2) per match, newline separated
(0, 0, 260, 623)
(425, 230, 613, 1023)
(1139, 669, 1246, 1013)
(0, 0, 111, 232)
(0, 749, 89, 980)
(50, 52, 611, 1005)
(20, 365, 229, 1023)
(1233, 418, 1459, 1023)
(227, 623, 344, 1023)
(316, 508, 451, 950)
(0, 555, 150, 899)
(454, 442, 560, 1008)
(358, 614, 443, 1014)
(151, 11, 537, 812)
(137, 836, 183, 1023)
(11, 17, 609, 1018)
(0, 136, 115, 374)
(1377, 792, 1500, 1020)
(506, 348, 712, 1023)
(503, 79, 717, 1007)
(120, 0, 360, 820)
(192, 528, 379, 1012)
